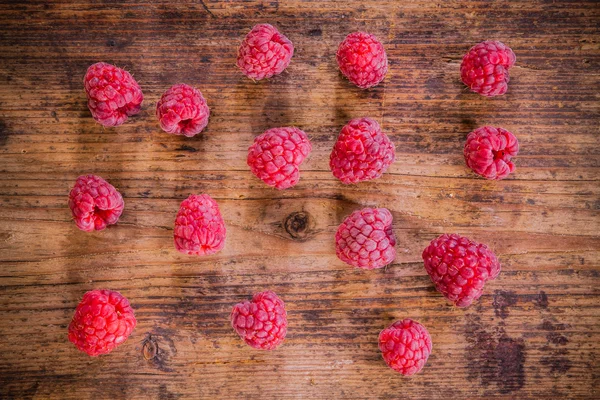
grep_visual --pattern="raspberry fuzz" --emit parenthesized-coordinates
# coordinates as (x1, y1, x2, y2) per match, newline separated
(247, 127, 312, 190)
(68, 175, 124, 232)
(464, 126, 519, 180)
(335, 207, 396, 269)
(231, 290, 287, 350)
(330, 118, 395, 184)
(379, 319, 432, 376)
(422, 234, 501, 308)
(68, 289, 136, 356)
(83, 62, 143, 127)
(174, 194, 226, 256)
(237, 24, 294, 81)
(156, 83, 210, 137)
(460, 41, 516, 97)
(336, 32, 388, 89)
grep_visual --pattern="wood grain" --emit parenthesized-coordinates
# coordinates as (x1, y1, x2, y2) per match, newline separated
(0, 0, 599, 398)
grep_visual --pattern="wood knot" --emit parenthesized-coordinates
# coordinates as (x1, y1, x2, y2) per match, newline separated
(284, 211, 312, 240)
(142, 336, 158, 360)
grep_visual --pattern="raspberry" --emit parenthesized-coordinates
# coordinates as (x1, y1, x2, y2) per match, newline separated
(174, 194, 226, 256)
(330, 118, 395, 184)
(379, 319, 432, 376)
(156, 83, 210, 137)
(83, 62, 143, 127)
(68, 175, 124, 232)
(247, 127, 312, 190)
(335, 207, 396, 269)
(460, 41, 516, 97)
(422, 234, 501, 308)
(464, 126, 519, 180)
(237, 24, 294, 81)
(231, 290, 287, 350)
(336, 32, 388, 89)
(68, 289, 136, 356)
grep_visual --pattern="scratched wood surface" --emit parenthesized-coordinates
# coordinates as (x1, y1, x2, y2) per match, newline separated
(0, 0, 599, 399)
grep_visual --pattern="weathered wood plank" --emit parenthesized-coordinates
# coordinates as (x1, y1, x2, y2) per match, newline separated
(0, 0, 599, 399)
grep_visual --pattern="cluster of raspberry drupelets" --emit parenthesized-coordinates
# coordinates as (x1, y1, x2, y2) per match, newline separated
(69, 26, 518, 377)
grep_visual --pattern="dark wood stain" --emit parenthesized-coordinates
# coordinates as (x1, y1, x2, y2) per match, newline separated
(0, 0, 599, 398)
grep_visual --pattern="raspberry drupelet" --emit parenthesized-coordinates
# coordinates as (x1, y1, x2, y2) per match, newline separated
(237, 24, 294, 81)
(156, 83, 210, 137)
(464, 126, 519, 180)
(330, 117, 395, 184)
(422, 234, 501, 308)
(335, 207, 396, 269)
(379, 319, 432, 376)
(231, 290, 288, 350)
(336, 32, 388, 89)
(460, 41, 516, 97)
(83, 62, 143, 127)
(247, 127, 312, 190)
(68, 175, 124, 232)
(68, 289, 136, 356)
(174, 194, 226, 256)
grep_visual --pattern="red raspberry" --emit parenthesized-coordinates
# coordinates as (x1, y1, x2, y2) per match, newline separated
(422, 234, 501, 308)
(330, 118, 395, 184)
(336, 32, 388, 89)
(464, 126, 519, 180)
(156, 83, 210, 137)
(379, 319, 432, 376)
(247, 127, 312, 190)
(68, 175, 124, 232)
(68, 289, 136, 356)
(231, 290, 287, 350)
(83, 62, 143, 127)
(237, 24, 294, 81)
(174, 194, 226, 256)
(335, 207, 396, 269)
(460, 41, 516, 97)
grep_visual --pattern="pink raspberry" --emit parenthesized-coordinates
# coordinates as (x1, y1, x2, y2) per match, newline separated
(336, 32, 388, 89)
(247, 127, 312, 190)
(335, 207, 396, 269)
(68, 175, 124, 232)
(379, 319, 432, 376)
(237, 24, 294, 81)
(83, 62, 143, 127)
(174, 194, 226, 256)
(231, 290, 287, 350)
(68, 289, 136, 356)
(330, 118, 395, 184)
(422, 234, 501, 308)
(464, 126, 519, 180)
(156, 83, 210, 137)
(460, 41, 516, 97)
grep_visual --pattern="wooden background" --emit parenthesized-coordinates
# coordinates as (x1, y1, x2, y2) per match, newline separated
(0, 0, 599, 398)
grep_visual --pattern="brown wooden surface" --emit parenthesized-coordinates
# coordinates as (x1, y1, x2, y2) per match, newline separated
(0, 0, 599, 399)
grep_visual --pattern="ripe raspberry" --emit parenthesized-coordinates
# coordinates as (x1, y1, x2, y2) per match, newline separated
(237, 24, 294, 81)
(247, 127, 312, 190)
(156, 83, 210, 137)
(335, 207, 396, 269)
(422, 234, 501, 308)
(174, 194, 226, 256)
(379, 319, 432, 376)
(460, 41, 516, 97)
(83, 62, 143, 127)
(68, 289, 136, 356)
(330, 118, 395, 184)
(68, 175, 124, 232)
(464, 126, 519, 180)
(231, 290, 287, 350)
(336, 32, 388, 89)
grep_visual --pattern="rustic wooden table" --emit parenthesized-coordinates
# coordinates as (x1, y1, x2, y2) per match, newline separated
(1, 1, 599, 399)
